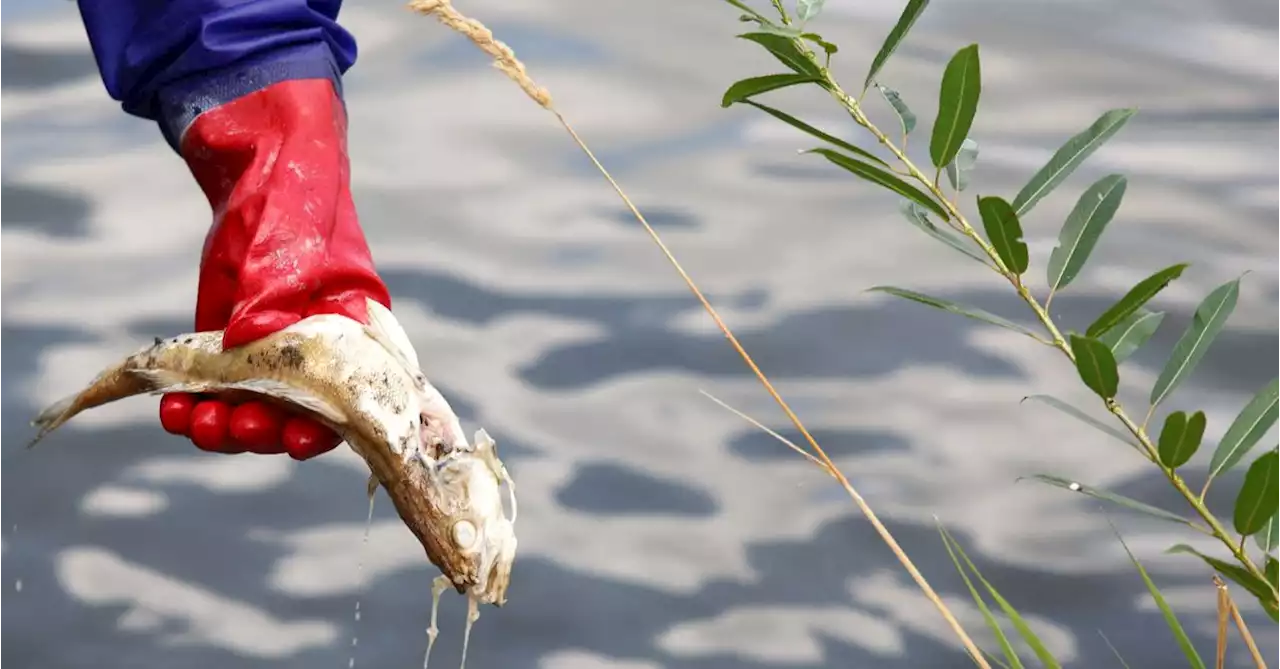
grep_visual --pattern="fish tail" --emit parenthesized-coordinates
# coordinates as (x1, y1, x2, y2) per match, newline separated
(26, 360, 207, 448)
(28, 392, 81, 446)
(28, 362, 146, 447)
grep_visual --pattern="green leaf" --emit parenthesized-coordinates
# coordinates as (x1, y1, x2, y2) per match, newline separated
(1122, 538, 1206, 669)
(1234, 449, 1279, 536)
(1207, 378, 1279, 482)
(806, 148, 949, 219)
(743, 101, 888, 166)
(1166, 544, 1275, 603)
(1258, 542, 1280, 580)
(940, 527, 1061, 668)
(1023, 474, 1193, 527)
(1257, 514, 1279, 555)
(1012, 108, 1138, 217)
(863, 0, 931, 90)
(898, 201, 990, 266)
(721, 73, 818, 108)
(1099, 310, 1165, 364)
(737, 32, 823, 77)
(1157, 411, 1206, 470)
(796, 0, 826, 22)
(753, 23, 805, 38)
(977, 195, 1028, 275)
(801, 33, 838, 55)
(983, 652, 1014, 669)
(938, 526, 1026, 669)
(723, 0, 764, 18)
(867, 286, 1044, 340)
(1266, 560, 1279, 621)
(1259, 601, 1280, 629)
(1087, 263, 1190, 337)
(1021, 395, 1140, 450)
(946, 138, 979, 192)
(1150, 277, 1242, 409)
(1267, 557, 1278, 590)
(1070, 334, 1119, 400)
(875, 83, 917, 136)
(931, 44, 982, 169)
(1259, 598, 1280, 626)
(1047, 175, 1127, 293)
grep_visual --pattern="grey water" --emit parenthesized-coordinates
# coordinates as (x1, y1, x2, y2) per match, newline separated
(3, 1, 1277, 667)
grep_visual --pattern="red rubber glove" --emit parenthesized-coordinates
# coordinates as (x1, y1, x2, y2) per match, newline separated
(158, 78, 392, 460)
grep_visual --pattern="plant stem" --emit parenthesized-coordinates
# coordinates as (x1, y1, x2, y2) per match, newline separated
(1109, 407, 1274, 596)
(770, 0, 791, 24)
(552, 111, 993, 669)
(722, 0, 771, 24)
(794, 41, 1278, 602)
(832, 84, 1071, 353)
(1215, 575, 1230, 669)
(418, 2, 993, 664)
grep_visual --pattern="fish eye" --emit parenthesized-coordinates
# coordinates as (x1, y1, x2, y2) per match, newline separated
(452, 519, 478, 550)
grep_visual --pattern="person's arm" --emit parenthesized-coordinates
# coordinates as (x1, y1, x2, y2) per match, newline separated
(77, 0, 391, 460)
(78, 0, 355, 148)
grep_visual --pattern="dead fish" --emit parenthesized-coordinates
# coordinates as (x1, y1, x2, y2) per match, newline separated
(27, 298, 519, 618)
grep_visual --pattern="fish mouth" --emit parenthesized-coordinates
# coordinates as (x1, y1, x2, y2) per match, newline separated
(421, 429, 518, 606)
(472, 531, 516, 606)
(466, 430, 518, 606)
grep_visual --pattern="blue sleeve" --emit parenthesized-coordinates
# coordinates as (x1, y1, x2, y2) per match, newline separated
(76, 0, 357, 150)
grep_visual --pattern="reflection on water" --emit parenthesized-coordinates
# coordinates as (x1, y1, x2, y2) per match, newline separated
(2, 1, 1276, 668)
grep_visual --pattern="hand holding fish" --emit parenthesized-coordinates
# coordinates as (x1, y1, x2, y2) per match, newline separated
(65, 5, 518, 667)
(28, 298, 519, 668)
(155, 78, 394, 461)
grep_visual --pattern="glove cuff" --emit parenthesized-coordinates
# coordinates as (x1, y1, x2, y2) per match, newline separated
(155, 42, 345, 153)
(177, 76, 391, 346)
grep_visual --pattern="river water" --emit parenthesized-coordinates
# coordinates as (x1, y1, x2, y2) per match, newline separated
(3, 1, 1277, 667)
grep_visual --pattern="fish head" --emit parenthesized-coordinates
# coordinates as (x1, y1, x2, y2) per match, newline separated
(357, 299, 519, 605)
(425, 428, 518, 606)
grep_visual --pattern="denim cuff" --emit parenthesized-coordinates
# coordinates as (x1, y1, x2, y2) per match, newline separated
(155, 42, 345, 153)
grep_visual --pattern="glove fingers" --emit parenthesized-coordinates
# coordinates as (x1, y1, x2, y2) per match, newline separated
(159, 393, 198, 436)
(189, 400, 244, 453)
(282, 416, 343, 461)
(229, 401, 288, 454)
(162, 394, 313, 456)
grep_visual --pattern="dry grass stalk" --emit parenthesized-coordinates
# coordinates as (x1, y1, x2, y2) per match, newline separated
(408, 0, 552, 109)
(1230, 605, 1268, 669)
(407, 1, 990, 666)
(1215, 575, 1230, 669)
(699, 390, 830, 472)
(1216, 576, 1269, 669)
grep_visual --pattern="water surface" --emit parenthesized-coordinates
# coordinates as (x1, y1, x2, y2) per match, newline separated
(3, 1, 1277, 667)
